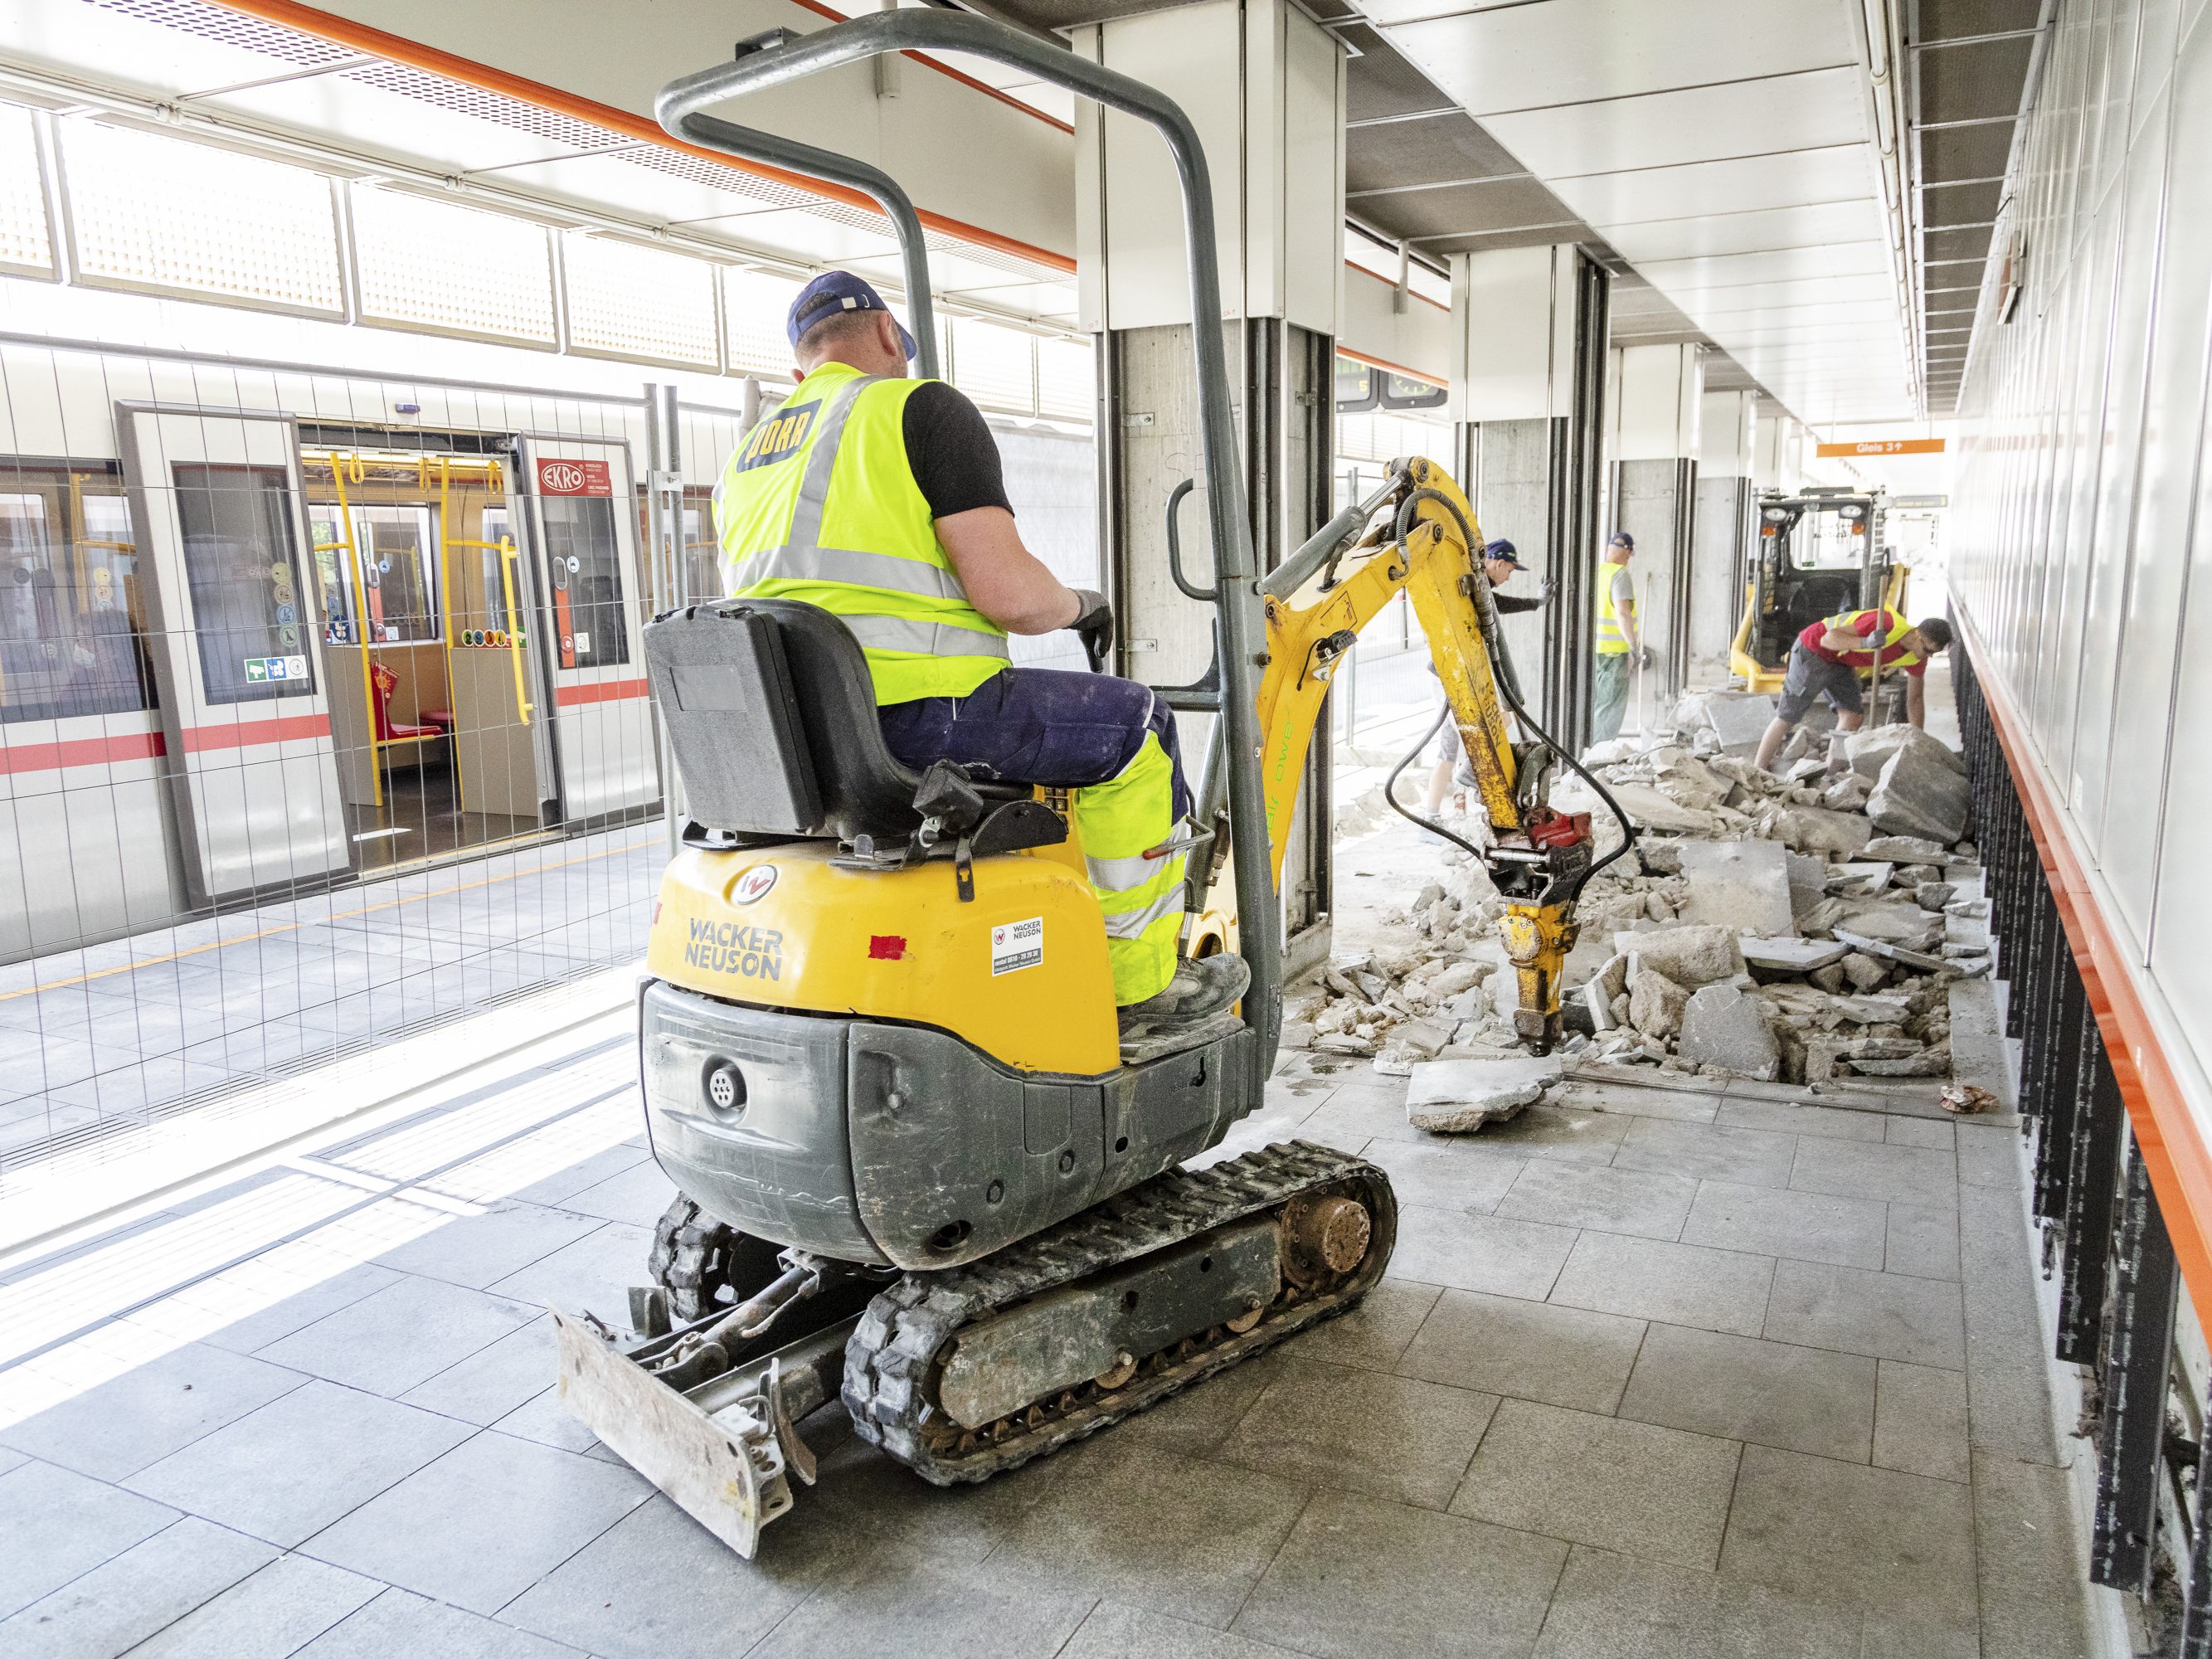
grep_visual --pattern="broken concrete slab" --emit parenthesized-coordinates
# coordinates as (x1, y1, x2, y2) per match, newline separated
(1833, 928, 1952, 973)
(1867, 743, 1971, 842)
(1826, 862, 1894, 898)
(1674, 838, 1796, 936)
(1629, 968, 1691, 1039)
(1760, 805, 1874, 857)
(1915, 881, 1957, 912)
(1845, 723, 1967, 781)
(1566, 780, 1720, 834)
(1698, 691, 1781, 755)
(1850, 1050, 1950, 1077)
(1611, 923, 1747, 987)
(1675, 983, 1782, 1081)
(1740, 936, 1850, 974)
(1861, 834, 1952, 864)
(1834, 902, 1945, 953)
(1405, 1053, 1564, 1132)
(1831, 994, 1913, 1024)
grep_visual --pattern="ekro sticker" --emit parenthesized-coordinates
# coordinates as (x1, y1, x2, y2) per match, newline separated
(990, 916, 1043, 976)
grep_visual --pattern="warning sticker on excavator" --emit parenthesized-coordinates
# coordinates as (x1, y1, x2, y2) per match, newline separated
(990, 917, 1043, 976)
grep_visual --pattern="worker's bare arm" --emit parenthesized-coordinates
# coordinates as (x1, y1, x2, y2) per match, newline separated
(1906, 674, 1927, 729)
(1818, 627, 1867, 654)
(935, 506, 1082, 635)
(1613, 573, 1641, 652)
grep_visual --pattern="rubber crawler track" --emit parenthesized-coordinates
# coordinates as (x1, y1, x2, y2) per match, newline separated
(841, 1140, 1398, 1485)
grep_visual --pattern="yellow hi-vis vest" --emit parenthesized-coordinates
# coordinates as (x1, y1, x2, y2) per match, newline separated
(1822, 608, 1918, 675)
(1596, 560, 1631, 655)
(715, 362, 1009, 704)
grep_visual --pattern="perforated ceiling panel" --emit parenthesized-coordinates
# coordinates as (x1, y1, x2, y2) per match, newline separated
(90, 0, 355, 65)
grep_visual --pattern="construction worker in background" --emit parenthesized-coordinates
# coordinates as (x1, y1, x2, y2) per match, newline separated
(714, 270, 1245, 1039)
(1591, 530, 1649, 745)
(1752, 607, 1955, 773)
(1425, 538, 1548, 817)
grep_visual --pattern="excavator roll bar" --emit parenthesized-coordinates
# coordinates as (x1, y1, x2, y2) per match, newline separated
(657, 12, 1282, 1053)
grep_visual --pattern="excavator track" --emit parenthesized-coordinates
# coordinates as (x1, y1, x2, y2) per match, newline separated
(841, 1140, 1396, 1485)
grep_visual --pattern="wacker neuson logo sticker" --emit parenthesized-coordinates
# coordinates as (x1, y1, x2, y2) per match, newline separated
(990, 917, 1043, 976)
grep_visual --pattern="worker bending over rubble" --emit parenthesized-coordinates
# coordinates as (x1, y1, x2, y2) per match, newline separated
(1753, 607, 1954, 774)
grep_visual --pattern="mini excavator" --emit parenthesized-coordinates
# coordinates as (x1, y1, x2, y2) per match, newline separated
(552, 12, 1625, 1558)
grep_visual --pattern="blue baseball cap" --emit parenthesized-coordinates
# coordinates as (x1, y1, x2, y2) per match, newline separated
(1482, 539, 1521, 566)
(1609, 530, 1635, 551)
(787, 270, 916, 360)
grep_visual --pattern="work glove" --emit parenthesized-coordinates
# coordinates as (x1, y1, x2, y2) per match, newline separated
(1636, 645, 1655, 670)
(1070, 586, 1114, 672)
(1539, 577, 1558, 605)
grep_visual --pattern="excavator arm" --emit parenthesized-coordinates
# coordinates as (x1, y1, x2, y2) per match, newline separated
(1237, 458, 1598, 1052)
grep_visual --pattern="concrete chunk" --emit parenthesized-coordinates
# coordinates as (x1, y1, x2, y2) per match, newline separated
(1740, 936, 1850, 974)
(1629, 968, 1691, 1039)
(1761, 805, 1874, 857)
(1405, 1054, 1564, 1132)
(1826, 862, 1894, 898)
(1834, 902, 1944, 953)
(1609, 924, 1746, 987)
(1675, 839, 1796, 936)
(1675, 983, 1782, 1081)
(1862, 834, 1952, 863)
(1867, 743, 1971, 842)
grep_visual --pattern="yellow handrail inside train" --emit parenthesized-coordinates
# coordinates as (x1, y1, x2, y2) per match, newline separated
(497, 539, 532, 727)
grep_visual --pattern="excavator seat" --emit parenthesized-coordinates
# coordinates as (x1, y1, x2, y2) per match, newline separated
(643, 598, 1052, 854)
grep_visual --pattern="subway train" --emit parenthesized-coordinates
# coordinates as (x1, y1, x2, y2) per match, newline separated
(0, 342, 768, 966)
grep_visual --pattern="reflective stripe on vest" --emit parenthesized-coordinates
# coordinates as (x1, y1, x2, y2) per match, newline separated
(1596, 560, 1630, 655)
(1823, 608, 1918, 673)
(717, 365, 1009, 704)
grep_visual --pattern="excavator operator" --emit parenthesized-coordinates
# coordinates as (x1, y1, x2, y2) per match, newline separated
(714, 270, 1245, 1044)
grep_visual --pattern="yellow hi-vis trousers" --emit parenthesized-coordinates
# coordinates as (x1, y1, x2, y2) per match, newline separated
(1076, 732, 1185, 1005)
(875, 666, 1191, 1006)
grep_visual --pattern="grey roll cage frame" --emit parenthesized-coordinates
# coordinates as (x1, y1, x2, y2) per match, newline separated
(659, 10, 1399, 1059)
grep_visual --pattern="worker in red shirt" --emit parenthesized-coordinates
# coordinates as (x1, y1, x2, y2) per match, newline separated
(1752, 607, 1953, 773)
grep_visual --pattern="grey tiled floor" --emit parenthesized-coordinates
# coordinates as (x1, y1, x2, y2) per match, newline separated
(0, 1026, 2101, 1657)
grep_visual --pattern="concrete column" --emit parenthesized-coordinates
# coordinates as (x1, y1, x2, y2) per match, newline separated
(1607, 343, 1704, 714)
(1753, 411, 1806, 494)
(1691, 389, 1758, 680)
(1072, 0, 1344, 959)
(1449, 244, 1611, 747)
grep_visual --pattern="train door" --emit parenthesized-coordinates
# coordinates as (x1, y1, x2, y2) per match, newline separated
(514, 437, 656, 824)
(115, 405, 349, 906)
(302, 449, 552, 870)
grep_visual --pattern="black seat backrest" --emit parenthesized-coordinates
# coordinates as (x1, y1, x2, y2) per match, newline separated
(644, 598, 925, 843)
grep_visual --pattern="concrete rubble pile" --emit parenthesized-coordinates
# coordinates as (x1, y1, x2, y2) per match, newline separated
(1282, 688, 1990, 1124)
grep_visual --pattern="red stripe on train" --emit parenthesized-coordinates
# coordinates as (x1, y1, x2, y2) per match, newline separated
(0, 732, 168, 775)
(554, 679, 651, 708)
(180, 714, 333, 752)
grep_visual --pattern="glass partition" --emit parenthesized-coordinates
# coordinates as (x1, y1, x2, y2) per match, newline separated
(173, 462, 316, 703)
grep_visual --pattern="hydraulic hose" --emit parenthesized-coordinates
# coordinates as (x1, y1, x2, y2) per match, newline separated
(1393, 488, 1638, 895)
(1383, 700, 1490, 864)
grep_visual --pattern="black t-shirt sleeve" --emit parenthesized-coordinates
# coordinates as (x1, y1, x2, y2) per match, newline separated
(1492, 592, 1544, 615)
(902, 381, 1014, 518)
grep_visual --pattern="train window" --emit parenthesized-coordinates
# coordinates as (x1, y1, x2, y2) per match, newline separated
(539, 496, 631, 669)
(173, 464, 317, 704)
(309, 506, 442, 644)
(354, 506, 440, 644)
(0, 461, 153, 722)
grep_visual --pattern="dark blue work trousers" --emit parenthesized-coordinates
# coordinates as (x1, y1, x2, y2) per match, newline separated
(877, 667, 1192, 822)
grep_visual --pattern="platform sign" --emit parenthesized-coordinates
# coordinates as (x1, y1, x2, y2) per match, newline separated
(1889, 494, 1950, 508)
(535, 457, 614, 498)
(1815, 438, 1947, 457)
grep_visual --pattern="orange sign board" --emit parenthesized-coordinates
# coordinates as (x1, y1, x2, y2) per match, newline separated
(1816, 438, 1947, 457)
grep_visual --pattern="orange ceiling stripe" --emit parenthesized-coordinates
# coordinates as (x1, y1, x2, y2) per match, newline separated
(1957, 610, 2212, 1310)
(782, 0, 1075, 136)
(203, 0, 1077, 275)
